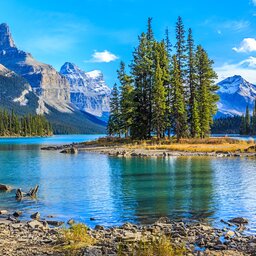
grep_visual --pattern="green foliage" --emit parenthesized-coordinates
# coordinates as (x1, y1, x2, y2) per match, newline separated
(107, 83, 121, 136)
(61, 224, 95, 251)
(171, 55, 188, 139)
(108, 17, 219, 140)
(212, 116, 242, 134)
(0, 108, 52, 137)
(117, 236, 185, 256)
(239, 103, 256, 135)
(118, 61, 134, 137)
(152, 43, 167, 138)
(195, 46, 219, 138)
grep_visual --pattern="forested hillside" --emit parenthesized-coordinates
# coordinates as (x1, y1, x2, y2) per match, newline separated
(0, 109, 52, 137)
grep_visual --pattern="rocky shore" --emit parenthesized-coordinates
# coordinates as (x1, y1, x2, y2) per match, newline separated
(42, 143, 256, 158)
(0, 211, 256, 256)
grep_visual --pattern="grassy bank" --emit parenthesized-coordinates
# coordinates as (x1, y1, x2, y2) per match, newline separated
(81, 137, 256, 153)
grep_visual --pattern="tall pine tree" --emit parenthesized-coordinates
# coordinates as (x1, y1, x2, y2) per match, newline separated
(117, 61, 134, 137)
(171, 55, 188, 140)
(195, 46, 219, 138)
(107, 83, 121, 136)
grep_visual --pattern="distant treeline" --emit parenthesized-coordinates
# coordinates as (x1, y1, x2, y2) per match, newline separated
(211, 116, 242, 134)
(0, 109, 52, 137)
(212, 101, 256, 135)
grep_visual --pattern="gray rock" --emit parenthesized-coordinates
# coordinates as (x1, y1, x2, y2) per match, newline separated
(229, 217, 249, 224)
(30, 212, 40, 220)
(13, 211, 22, 217)
(67, 219, 75, 225)
(46, 220, 64, 227)
(27, 220, 44, 229)
(0, 184, 11, 191)
(60, 147, 78, 154)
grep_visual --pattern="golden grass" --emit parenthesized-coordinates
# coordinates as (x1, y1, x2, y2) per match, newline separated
(83, 136, 256, 153)
(118, 236, 185, 256)
(60, 224, 96, 251)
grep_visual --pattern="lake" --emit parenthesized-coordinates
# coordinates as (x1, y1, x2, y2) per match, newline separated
(0, 135, 256, 233)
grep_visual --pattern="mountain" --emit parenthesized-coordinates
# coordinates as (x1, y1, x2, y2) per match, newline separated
(60, 62, 111, 118)
(0, 64, 38, 115)
(0, 23, 106, 134)
(216, 75, 256, 117)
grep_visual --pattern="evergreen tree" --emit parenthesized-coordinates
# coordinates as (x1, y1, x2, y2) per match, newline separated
(240, 114, 246, 135)
(175, 16, 187, 84)
(171, 55, 188, 140)
(117, 61, 134, 137)
(186, 28, 200, 137)
(195, 46, 219, 138)
(107, 83, 121, 136)
(245, 105, 251, 135)
(164, 29, 173, 137)
(151, 44, 167, 138)
(130, 18, 155, 139)
(251, 99, 256, 135)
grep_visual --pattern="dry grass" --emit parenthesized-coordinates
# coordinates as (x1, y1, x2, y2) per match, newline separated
(83, 136, 256, 153)
(118, 236, 185, 256)
(60, 224, 96, 252)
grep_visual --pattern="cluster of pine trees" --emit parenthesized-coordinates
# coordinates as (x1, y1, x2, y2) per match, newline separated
(0, 109, 52, 137)
(108, 17, 219, 140)
(211, 116, 242, 134)
(240, 101, 256, 135)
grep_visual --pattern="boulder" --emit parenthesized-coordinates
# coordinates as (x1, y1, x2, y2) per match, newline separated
(0, 184, 11, 191)
(46, 220, 64, 227)
(27, 220, 44, 229)
(229, 217, 249, 224)
(30, 212, 40, 220)
(60, 147, 78, 154)
(13, 211, 22, 217)
(0, 210, 8, 215)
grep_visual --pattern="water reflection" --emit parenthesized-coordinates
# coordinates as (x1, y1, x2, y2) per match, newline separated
(0, 137, 256, 231)
(108, 157, 214, 224)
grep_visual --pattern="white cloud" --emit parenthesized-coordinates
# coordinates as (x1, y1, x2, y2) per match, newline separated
(216, 57, 256, 83)
(233, 38, 256, 53)
(252, 0, 256, 5)
(86, 50, 119, 63)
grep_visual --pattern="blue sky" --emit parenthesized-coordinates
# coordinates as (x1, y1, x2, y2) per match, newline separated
(1, 0, 256, 86)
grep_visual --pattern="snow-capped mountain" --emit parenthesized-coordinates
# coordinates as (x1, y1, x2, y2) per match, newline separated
(0, 23, 106, 134)
(60, 62, 111, 117)
(216, 75, 256, 117)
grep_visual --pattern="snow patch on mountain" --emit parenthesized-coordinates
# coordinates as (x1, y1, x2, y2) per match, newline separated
(60, 62, 111, 117)
(13, 88, 32, 106)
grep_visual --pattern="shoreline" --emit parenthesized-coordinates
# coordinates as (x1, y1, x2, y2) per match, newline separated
(0, 213, 255, 255)
(41, 143, 256, 158)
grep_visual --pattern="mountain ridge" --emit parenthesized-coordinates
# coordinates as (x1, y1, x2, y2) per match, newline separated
(0, 23, 106, 134)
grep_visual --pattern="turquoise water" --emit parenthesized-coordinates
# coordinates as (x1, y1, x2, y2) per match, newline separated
(0, 135, 256, 233)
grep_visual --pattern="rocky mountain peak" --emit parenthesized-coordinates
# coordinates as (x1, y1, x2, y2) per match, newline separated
(216, 75, 256, 117)
(0, 23, 16, 50)
(60, 62, 80, 75)
(60, 62, 111, 117)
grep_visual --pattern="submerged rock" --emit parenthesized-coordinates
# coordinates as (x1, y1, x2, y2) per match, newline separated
(60, 147, 78, 154)
(0, 184, 11, 191)
(229, 217, 249, 224)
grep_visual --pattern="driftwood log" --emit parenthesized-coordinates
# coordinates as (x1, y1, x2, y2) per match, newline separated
(16, 185, 39, 200)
